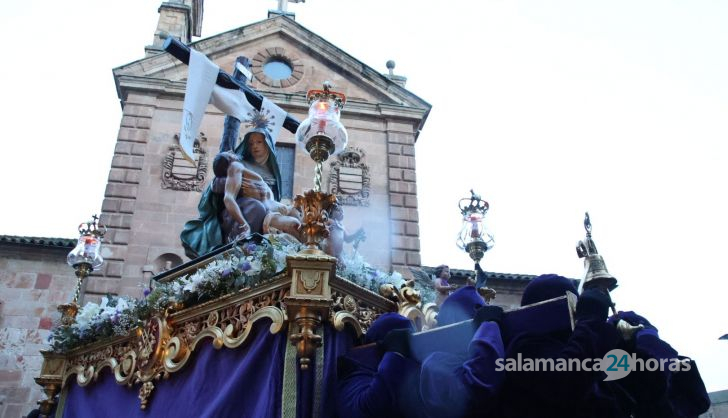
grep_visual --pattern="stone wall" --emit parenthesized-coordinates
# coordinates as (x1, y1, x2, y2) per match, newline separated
(0, 241, 76, 418)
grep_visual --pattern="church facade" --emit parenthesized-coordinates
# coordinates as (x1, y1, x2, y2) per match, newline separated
(95, 1, 431, 302)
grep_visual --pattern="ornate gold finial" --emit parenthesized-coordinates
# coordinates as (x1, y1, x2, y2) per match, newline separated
(293, 191, 338, 254)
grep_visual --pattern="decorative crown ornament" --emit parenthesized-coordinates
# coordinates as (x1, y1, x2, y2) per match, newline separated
(77, 214, 107, 239)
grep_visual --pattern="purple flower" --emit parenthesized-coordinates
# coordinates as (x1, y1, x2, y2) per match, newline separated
(221, 268, 232, 278)
(245, 243, 257, 253)
(143, 288, 151, 298)
(239, 261, 252, 272)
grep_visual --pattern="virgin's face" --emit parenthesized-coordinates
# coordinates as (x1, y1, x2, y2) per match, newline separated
(248, 133, 269, 162)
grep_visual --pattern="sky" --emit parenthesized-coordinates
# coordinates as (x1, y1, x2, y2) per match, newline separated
(1, 0, 726, 392)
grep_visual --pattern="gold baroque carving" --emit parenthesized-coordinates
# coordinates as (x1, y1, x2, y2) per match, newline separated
(297, 270, 324, 293)
(139, 381, 155, 410)
(380, 280, 439, 331)
(332, 311, 363, 337)
(58, 285, 289, 410)
(37, 265, 429, 412)
(331, 290, 391, 335)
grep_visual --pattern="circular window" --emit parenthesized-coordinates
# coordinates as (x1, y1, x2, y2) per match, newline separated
(263, 58, 293, 80)
(252, 48, 303, 88)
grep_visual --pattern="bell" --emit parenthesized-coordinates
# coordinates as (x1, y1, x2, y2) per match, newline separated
(581, 254, 618, 292)
(576, 212, 618, 292)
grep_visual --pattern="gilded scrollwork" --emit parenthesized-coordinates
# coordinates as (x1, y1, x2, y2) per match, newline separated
(164, 287, 288, 374)
(57, 285, 289, 410)
(331, 290, 389, 335)
(380, 280, 439, 331)
(138, 381, 155, 410)
(37, 256, 444, 413)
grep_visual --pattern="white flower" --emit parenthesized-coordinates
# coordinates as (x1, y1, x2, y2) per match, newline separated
(245, 258, 262, 276)
(74, 302, 101, 330)
(273, 250, 288, 270)
(388, 271, 404, 286)
(115, 297, 130, 313)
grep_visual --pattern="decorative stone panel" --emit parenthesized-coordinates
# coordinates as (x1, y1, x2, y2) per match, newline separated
(161, 133, 208, 192)
(329, 147, 370, 207)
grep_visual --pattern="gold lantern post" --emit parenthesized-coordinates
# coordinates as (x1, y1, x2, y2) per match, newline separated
(286, 82, 349, 369)
(456, 190, 496, 302)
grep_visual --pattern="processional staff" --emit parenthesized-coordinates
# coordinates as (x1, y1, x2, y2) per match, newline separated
(576, 212, 643, 338)
(576, 211, 618, 314)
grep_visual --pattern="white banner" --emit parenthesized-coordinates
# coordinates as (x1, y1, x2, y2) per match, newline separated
(178, 49, 219, 164)
(210, 84, 254, 121)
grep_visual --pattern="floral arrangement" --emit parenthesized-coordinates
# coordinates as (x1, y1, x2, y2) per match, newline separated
(49, 236, 300, 352)
(49, 236, 431, 353)
(338, 251, 435, 304)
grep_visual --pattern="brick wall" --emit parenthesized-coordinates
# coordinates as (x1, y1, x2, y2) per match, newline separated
(0, 244, 76, 418)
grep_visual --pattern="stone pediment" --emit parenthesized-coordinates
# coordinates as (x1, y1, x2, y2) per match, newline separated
(113, 16, 430, 111)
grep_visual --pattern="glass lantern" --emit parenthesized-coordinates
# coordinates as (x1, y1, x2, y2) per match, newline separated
(67, 218, 105, 270)
(67, 233, 104, 269)
(295, 84, 348, 163)
(456, 191, 495, 263)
